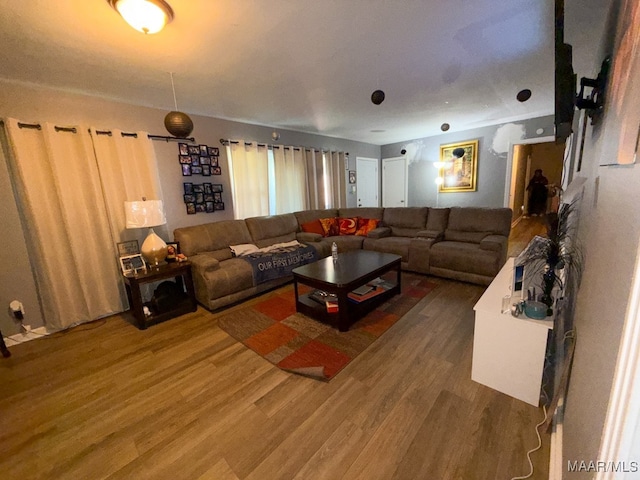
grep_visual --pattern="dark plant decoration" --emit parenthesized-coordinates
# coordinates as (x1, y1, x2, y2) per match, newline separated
(517, 200, 584, 316)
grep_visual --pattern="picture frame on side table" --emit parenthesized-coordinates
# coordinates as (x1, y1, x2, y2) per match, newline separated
(120, 253, 146, 275)
(438, 139, 478, 192)
(117, 240, 140, 257)
(166, 242, 180, 262)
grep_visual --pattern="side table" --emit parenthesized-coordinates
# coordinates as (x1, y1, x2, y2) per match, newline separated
(122, 261, 197, 329)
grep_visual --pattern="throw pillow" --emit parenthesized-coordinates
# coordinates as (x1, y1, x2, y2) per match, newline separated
(338, 217, 358, 235)
(319, 217, 339, 236)
(355, 218, 380, 236)
(300, 219, 326, 236)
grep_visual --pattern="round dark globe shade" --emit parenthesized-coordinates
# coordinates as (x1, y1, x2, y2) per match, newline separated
(164, 111, 194, 138)
(441, 123, 450, 131)
(371, 90, 385, 105)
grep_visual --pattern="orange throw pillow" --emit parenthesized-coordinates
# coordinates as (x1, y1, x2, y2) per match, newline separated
(338, 217, 358, 235)
(355, 218, 379, 236)
(319, 217, 339, 236)
(300, 219, 325, 236)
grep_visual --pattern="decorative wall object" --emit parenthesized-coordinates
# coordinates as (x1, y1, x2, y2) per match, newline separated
(178, 142, 223, 213)
(437, 139, 478, 192)
(183, 182, 224, 215)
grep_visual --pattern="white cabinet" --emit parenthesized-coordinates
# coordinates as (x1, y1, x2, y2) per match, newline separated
(472, 257, 553, 406)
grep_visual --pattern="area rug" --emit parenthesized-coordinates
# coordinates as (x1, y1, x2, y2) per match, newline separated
(217, 273, 437, 381)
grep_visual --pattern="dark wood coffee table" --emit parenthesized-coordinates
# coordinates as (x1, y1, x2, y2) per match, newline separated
(292, 250, 401, 332)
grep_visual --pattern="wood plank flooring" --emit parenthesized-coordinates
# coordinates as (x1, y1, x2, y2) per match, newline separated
(0, 220, 550, 480)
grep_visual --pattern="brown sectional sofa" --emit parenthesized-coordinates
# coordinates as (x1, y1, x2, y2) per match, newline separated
(174, 206, 512, 311)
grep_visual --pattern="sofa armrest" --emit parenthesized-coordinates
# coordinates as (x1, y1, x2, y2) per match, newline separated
(296, 232, 323, 243)
(367, 226, 391, 238)
(190, 253, 220, 273)
(416, 229, 444, 240)
(480, 235, 507, 252)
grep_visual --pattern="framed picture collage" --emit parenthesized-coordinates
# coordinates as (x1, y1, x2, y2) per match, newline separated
(183, 182, 224, 214)
(178, 143, 224, 214)
(178, 143, 222, 177)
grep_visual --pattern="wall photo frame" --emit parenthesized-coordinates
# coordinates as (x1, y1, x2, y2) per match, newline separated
(438, 139, 478, 192)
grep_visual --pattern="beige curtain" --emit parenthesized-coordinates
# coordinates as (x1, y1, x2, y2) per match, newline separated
(273, 146, 308, 214)
(90, 128, 165, 242)
(333, 151, 347, 208)
(4, 119, 124, 330)
(227, 141, 269, 219)
(303, 149, 346, 209)
(305, 149, 323, 210)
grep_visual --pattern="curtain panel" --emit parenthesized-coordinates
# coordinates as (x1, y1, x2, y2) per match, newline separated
(2, 120, 164, 331)
(227, 142, 270, 219)
(273, 146, 308, 214)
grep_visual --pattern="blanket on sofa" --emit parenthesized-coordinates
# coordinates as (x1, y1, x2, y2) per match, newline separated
(240, 244, 317, 285)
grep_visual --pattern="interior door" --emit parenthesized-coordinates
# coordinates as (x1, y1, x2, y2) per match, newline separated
(356, 157, 379, 207)
(382, 156, 407, 207)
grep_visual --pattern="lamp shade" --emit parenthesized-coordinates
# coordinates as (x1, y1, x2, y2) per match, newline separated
(125, 200, 166, 228)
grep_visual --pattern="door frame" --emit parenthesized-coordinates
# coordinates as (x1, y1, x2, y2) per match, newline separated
(503, 135, 556, 209)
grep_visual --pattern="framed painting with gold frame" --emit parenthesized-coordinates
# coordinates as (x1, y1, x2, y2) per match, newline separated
(438, 139, 478, 192)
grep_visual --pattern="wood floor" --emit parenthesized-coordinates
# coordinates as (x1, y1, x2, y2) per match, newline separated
(0, 219, 550, 480)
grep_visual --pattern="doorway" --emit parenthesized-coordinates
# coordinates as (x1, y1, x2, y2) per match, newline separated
(382, 156, 407, 207)
(505, 137, 565, 225)
(356, 157, 379, 207)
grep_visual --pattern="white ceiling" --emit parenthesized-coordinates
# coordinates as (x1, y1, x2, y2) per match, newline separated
(0, 0, 611, 145)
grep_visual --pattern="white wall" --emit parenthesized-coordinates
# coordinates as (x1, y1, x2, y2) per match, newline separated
(562, 0, 640, 473)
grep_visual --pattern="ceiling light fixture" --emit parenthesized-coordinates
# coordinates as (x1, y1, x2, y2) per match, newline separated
(107, 0, 174, 34)
(164, 72, 194, 138)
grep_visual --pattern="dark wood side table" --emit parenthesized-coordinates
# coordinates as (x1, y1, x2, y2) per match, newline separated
(122, 261, 197, 330)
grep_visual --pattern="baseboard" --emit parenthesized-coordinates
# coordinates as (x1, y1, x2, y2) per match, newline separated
(4, 326, 50, 346)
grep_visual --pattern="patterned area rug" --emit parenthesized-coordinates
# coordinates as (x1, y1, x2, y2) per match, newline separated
(217, 272, 437, 381)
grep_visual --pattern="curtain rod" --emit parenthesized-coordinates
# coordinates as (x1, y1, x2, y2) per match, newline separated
(219, 138, 349, 155)
(10, 122, 195, 143)
(94, 129, 195, 143)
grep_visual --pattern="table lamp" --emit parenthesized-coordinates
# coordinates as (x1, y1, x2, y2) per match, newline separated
(124, 199, 168, 267)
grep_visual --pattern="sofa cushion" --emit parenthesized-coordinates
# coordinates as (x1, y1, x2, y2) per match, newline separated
(382, 207, 429, 237)
(319, 217, 339, 236)
(363, 236, 411, 262)
(174, 219, 252, 260)
(446, 207, 512, 236)
(355, 218, 379, 236)
(430, 241, 501, 277)
(300, 219, 325, 236)
(294, 209, 338, 226)
(338, 207, 384, 220)
(338, 217, 358, 235)
(426, 208, 450, 233)
(324, 235, 365, 251)
(245, 213, 298, 248)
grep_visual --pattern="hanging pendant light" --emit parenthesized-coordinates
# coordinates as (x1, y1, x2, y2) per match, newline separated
(107, 0, 174, 34)
(164, 72, 194, 138)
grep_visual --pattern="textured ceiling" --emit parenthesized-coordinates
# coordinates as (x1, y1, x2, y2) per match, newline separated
(0, 0, 611, 145)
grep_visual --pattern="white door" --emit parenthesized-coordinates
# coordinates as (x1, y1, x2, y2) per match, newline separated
(356, 157, 379, 207)
(382, 156, 407, 207)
